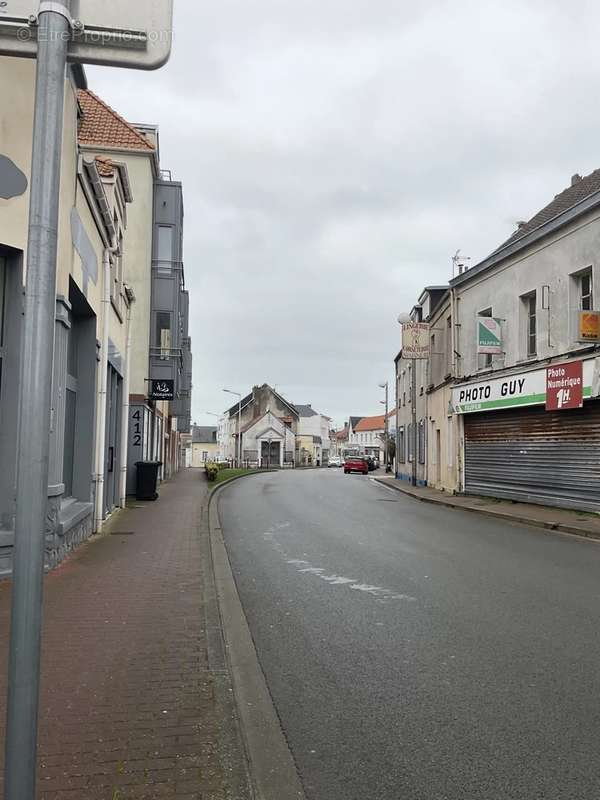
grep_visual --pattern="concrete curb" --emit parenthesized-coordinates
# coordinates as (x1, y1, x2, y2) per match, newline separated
(207, 474, 306, 800)
(206, 469, 279, 495)
(373, 477, 600, 542)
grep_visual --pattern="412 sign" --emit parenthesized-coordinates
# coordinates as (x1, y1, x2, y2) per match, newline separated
(546, 361, 583, 411)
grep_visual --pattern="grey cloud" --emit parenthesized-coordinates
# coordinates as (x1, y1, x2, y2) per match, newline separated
(88, 0, 600, 424)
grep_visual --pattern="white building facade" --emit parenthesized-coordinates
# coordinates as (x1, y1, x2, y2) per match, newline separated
(450, 171, 600, 511)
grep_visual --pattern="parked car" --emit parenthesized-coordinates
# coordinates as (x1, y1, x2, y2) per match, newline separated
(328, 457, 341, 467)
(343, 456, 369, 475)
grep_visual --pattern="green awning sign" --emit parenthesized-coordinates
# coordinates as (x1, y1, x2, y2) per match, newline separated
(477, 317, 503, 354)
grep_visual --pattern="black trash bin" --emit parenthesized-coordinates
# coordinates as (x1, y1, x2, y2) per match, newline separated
(135, 461, 162, 501)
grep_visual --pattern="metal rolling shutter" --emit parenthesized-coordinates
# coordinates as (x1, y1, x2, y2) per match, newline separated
(464, 401, 600, 512)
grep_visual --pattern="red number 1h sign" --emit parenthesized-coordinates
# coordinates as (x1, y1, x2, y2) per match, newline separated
(546, 361, 583, 411)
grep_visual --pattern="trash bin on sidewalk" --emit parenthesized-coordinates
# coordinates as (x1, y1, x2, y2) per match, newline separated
(135, 461, 162, 501)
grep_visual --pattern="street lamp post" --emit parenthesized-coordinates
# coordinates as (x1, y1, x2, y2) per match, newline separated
(223, 389, 242, 467)
(379, 382, 389, 470)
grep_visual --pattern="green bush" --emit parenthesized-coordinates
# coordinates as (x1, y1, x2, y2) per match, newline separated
(205, 462, 219, 482)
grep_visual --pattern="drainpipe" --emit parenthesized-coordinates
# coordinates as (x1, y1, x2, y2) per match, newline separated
(94, 242, 118, 532)
(119, 286, 136, 508)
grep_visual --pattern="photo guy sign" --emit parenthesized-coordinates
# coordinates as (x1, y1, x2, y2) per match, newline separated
(546, 361, 583, 411)
(452, 359, 596, 414)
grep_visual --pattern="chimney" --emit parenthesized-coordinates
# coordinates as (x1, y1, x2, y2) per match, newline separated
(571, 173, 582, 186)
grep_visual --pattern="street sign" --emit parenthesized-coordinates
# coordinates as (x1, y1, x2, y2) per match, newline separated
(477, 316, 503, 354)
(150, 379, 175, 401)
(579, 310, 600, 342)
(0, 0, 173, 69)
(546, 361, 583, 411)
(401, 322, 430, 359)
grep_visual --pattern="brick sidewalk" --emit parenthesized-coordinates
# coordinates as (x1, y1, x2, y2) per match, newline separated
(0, 469, 251, 800)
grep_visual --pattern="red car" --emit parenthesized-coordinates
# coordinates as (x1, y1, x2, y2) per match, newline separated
(343, 456, 369, 475)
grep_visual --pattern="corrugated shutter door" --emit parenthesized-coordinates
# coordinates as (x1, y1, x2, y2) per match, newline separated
(464, 401, 600, 511)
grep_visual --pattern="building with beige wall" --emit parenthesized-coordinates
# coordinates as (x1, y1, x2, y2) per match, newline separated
(0, 59, 192, 574)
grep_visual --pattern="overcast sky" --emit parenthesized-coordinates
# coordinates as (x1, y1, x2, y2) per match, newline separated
(89, 0, 600, 428)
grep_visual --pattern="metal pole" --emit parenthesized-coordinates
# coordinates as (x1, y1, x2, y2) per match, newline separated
(5, 5, 72, 799)
(238, 397, 241, 467)
(384, 382, 389, 468)
(411, 360, 417, 487)
(395, 364, 400, 478)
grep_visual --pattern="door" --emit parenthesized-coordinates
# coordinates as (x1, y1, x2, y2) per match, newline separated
(436, 429, 441, 484)
(104, 366, 122, 516)
(261, 440, 281, 467)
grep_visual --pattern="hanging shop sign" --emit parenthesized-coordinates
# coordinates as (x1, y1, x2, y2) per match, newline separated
(401, 322, 430, 359)
(453, 359, 595, 414)
(579, 311, 600, 342)
(546, 361, 583, 411)
(149, 379, 174, 401)
(477, 316, 503, 354)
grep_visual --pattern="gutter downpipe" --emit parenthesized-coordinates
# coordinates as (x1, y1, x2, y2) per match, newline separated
(119, 290, 135, 507)
(450, 285, 463, 492)
(94, 242, 118, 532)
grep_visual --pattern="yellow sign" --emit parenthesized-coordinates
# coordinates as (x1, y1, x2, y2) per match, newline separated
(579, 311, 600, 341)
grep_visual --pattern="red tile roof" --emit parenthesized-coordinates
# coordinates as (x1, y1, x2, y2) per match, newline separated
(354, 415, 386, 432)
(78, 90, 155, 152)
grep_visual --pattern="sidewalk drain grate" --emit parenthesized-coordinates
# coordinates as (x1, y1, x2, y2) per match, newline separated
(377, 499, 398, 502)
(110, 531, 135, 536)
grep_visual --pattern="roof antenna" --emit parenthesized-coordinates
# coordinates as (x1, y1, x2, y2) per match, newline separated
(452, 249, 471, 278)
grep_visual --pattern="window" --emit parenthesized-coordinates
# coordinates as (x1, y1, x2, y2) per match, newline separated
(445, 316, 452, 375)
(157, 226, 173, 273)
(202, 451, 209, 462)
(407, 423, 413, 462)
(522, 292, 537, 357)
(63, 322, 79, 497)
(418, 419, 426, 464)
(479, 307, 493, 368)
(398, 426, 405, 463)
(580, 270, 593, 311)
(156, 312, 171, 359)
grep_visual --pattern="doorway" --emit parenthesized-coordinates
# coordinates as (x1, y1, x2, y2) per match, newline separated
(104, 365, 122, 516)
(261, 440, 280, 467)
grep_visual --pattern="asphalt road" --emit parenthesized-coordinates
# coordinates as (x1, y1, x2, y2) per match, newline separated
(218, 469, 600, 800)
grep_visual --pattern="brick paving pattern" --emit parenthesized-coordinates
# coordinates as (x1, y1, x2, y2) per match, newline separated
(0, 469, 249, 799)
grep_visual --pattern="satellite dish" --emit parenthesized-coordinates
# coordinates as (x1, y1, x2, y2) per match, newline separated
(397, 312, 411, 324)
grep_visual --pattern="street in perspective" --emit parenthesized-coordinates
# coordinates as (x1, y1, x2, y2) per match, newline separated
(2, 2, 600, 799)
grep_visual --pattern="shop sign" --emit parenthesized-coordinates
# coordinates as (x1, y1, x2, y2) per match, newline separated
(401, 322, 430, 359)
(453, 360, 594, 414)
(477, 317, 503, 354)
(149, 379, 174, 401)
(546, 361, 583, 411)
(579, 311, 600, 342)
